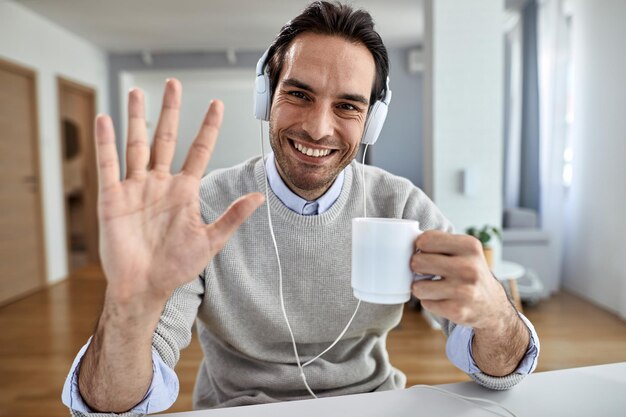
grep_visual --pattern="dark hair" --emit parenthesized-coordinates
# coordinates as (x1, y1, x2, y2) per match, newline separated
(266, 1, 389, 106)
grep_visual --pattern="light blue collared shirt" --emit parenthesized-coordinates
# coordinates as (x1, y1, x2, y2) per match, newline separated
(62, 155, 539, 414)
(265, 152, 345, 215)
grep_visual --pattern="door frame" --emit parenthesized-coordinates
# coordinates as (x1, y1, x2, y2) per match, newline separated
(57, 77, 99, 273)
(0, 58, 47, 304)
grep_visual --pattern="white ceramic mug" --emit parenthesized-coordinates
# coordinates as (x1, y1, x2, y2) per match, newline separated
(351, 217, 432, 304)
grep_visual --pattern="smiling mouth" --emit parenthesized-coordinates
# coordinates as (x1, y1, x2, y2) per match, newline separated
(291, 140, 334, 158)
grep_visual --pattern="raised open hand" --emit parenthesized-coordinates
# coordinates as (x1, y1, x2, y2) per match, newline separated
(95, 79, 264, 305)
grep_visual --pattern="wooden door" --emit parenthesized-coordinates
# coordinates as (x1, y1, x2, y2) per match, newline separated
(0, 59, 46, 306)
(58, 78, 99, 272)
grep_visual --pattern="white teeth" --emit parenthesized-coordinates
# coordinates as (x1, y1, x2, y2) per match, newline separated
(293, 142, 331, 157)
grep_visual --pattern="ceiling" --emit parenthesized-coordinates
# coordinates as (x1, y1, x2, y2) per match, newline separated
(13, 0, 425, 53)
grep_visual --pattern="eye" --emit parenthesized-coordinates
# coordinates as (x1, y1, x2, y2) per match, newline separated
(337, 102, 364, 113)
(338, 103, 357, 111)
(288, 90, 308, 100)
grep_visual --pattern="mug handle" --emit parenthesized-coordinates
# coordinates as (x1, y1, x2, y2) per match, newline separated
(413, 273, 436, 281)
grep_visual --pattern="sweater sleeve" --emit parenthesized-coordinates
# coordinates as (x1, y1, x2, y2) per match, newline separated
(152, 277, 205, 369)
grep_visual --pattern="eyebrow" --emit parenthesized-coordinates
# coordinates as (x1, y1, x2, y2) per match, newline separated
(282, 78, 369, 106)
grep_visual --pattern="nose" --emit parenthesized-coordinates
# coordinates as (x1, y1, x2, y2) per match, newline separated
(301, 102, 335, 141)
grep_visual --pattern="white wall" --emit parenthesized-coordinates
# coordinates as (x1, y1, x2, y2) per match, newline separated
(0, 2, 109, 284)
(119, 69, 268, 177)
(563, 0, 626, 319)
(424, 0, 504, 234)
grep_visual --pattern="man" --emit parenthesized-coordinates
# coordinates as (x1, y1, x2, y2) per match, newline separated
(63, 2, 539, 415)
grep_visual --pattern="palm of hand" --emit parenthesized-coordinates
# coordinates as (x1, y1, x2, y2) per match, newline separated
(100, 173, 212, 299)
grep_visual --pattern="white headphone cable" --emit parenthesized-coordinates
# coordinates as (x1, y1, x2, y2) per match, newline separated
(412, 385, 518, 417)
(259, 122, 315, 397)
(302, 144, 369, 368)
(361, 144, 369, 218)
(259, 122, 366, 398)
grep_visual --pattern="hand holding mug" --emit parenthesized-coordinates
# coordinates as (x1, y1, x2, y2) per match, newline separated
(410, 230, 512, 330)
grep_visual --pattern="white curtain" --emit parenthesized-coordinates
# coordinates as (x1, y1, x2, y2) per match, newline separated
(537, 0, 571, 292)
(503, 13, 523, 210)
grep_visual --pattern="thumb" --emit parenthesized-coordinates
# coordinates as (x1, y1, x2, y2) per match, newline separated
(206, 192, 265, 251)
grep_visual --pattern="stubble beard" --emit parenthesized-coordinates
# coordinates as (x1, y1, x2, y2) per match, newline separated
(268, 122, 356, 196)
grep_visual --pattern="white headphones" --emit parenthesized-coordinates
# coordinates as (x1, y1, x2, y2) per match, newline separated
(253, 49, 392, 145)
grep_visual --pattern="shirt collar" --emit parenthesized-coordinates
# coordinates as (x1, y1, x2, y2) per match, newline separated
(265, 153, 345, 216)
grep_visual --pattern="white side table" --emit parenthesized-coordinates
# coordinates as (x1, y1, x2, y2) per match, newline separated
(492, 260, 525, 312)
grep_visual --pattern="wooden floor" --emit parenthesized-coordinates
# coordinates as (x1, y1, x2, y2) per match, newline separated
(1, 263, 625, 417)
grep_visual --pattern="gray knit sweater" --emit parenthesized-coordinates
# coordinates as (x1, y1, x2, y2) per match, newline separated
(70, 156, 526, 417)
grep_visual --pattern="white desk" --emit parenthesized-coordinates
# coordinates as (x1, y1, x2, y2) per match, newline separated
(158, 362, 626, 417)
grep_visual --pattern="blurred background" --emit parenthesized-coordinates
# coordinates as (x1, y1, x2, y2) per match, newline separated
(1, 0, 625, 416)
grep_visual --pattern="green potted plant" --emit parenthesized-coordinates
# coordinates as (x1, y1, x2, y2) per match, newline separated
(465, 225, 501, 267)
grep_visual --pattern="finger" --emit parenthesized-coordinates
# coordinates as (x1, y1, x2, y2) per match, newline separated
(181, 100, 224, 179)
(411, 278, 455, 301)
(125, 88, 149, 179)
(94, 114, 120, 191)
(415, 230, 481, 256)
(411, 252, 456, 277)
(149, 78, 181, 173)
(206, 192, 265, 251)
(412, 249, 489, 285)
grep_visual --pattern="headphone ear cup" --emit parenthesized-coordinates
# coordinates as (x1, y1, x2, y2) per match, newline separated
(254, 73, 271, 121)
(361, 100, 389, 145)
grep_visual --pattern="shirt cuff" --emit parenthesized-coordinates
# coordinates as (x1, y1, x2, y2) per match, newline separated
(61, 337, 180, 414)
(446, 312, 540, 375)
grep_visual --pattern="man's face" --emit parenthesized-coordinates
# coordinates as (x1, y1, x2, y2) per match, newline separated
(269, 32, 376, 201)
